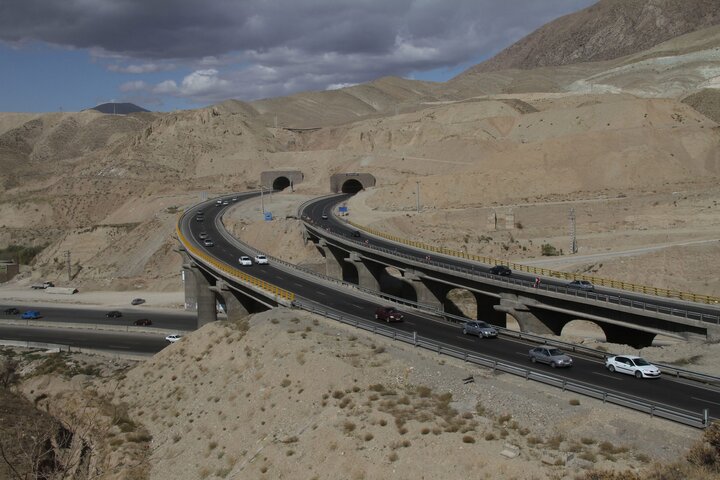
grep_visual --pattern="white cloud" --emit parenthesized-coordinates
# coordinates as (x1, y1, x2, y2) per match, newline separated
(119, 80, 148, 92)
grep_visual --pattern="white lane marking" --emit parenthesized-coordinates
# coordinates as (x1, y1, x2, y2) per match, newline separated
(293, 282, 304, 288)
(316, 291, 326, 296)
(403, 321, 415, 326)
(691, 396, 720, 407)
(592, 372, 623, 381)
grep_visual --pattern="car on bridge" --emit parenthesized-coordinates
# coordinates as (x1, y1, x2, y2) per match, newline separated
(239, 256, 253, 266)
(321, 214, 328, 220)
(203, 239, 214, 247)
(605, 355, 660, 379)
(21, 310, 41, 320)
(3, 307, 20, 315)
(198, 232, 208, 239)
(567, 280, 594, 291)
(528, 347, 573, 368)
(489, 265, 512, 276)
(462, 321, 498, 338)
(106, 310, 122, 318)
(375, 306, 404, 322)
(254, 254, 268, 265)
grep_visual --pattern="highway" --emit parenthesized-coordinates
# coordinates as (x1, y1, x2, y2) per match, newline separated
(304, 194, 720, 322)
(180, 193, 720, 422)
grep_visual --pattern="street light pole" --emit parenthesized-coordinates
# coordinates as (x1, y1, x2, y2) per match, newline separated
(416, 181, 420, 213)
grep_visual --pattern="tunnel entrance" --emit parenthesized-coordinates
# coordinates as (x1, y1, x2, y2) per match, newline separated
(341, 179, 364, 193)
(272, 176, 291, 191)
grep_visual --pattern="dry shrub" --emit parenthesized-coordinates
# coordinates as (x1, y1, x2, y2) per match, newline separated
(462, 435, 476, 444)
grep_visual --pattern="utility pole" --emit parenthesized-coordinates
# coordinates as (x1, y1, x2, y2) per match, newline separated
(65, 250, 72, 281)
(569, 208, 577, 254)
(260, 187, 265, 214)
(416, 181, 420, 213)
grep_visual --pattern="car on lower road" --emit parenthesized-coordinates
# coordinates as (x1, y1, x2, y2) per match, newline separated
(21, 310, 41, 320)
(106, 310, 122, 318)
(462, 321, 498, 338)
(165, 334, 182, 343)
(3, 307, 20, 315)
(567, 280, 594, 291)
(375, 306, 404, 322)
(134, 318, 152, 326)
(605, 355, 661, 379)
(528, 347, 573, 368)
(489, 265, 512, 276)
(254, 254, 268, 265)
(131, 298, 145, 305)
(239, 256, 253, 266)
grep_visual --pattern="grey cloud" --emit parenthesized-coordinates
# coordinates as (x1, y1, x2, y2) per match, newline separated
(0, 0, 597, 105)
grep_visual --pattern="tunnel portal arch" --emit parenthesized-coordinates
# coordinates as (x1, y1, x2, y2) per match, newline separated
(260, 170, 303, 191)
(341, 179, 364, 193)
(272, 176, 291, 191)
(330, 173, 376, 193)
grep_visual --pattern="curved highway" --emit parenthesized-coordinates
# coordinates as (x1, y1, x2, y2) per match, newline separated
(304, 194, 720, 322)
(180, 193, 720, 423)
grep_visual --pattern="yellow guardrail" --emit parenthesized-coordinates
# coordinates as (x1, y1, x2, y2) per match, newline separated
(176, 224, 295, 302)
(346, 220, 719, 306)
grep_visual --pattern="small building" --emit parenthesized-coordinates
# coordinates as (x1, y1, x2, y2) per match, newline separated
(0, 259, 19, 283)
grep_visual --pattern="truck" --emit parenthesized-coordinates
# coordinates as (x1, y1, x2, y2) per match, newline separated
(31, 281, 54, 290)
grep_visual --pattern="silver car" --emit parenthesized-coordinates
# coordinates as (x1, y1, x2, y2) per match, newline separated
(462, 321, 498, 338)
(528, 347, 573, 368)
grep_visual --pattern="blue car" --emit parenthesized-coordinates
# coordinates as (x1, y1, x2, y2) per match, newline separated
(21, 310, 41, 319)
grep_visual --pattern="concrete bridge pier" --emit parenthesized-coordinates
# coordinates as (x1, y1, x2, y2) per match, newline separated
(316, 239, 345, 279)
(404, 269, 446, 310)
(179, 248, 198, 311)
(495, 294, 554, 335)
(195, 269, 218, 328)
(211, 280, 252, 322)
(346, 252, 383, 291)
(475, 294, 507, 327)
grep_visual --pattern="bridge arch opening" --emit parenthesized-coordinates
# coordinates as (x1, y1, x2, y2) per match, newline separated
(445, 288, 476, 319)
(272, 176, 291, 191)
(341, 179, 364, 193)
(560, 320, 606, 342)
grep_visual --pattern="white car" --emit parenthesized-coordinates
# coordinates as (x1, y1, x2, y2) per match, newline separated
(254, 254, 268, 265)
(239, 256, 253, 266)
(605, 355, 661, 379)
(165, 334, 182, 343)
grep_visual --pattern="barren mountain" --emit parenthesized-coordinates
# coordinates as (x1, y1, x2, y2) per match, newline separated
(465, 0, 720, 74)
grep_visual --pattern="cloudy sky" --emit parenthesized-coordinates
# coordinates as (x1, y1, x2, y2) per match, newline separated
(0, 0, 596, 112)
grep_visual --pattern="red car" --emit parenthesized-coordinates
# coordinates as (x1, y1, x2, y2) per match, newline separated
(374, 306, 404, 322)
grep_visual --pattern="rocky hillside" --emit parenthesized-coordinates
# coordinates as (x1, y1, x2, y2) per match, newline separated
(463, 0, 720, 75)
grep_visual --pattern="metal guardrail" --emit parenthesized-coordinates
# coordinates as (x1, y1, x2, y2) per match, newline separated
(302, 220, 720, 325)
(293, 299, 710, 429)
(176, 224, 295, 303)
(342, 219, 720, 306)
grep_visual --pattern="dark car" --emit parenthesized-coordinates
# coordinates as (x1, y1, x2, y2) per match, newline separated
(567, 280, 594, 291)
(375, 306, 404, 322)
(489, 265, 512, 276)
(131, 298, 145, 306)
(3, 307, 20, 315)
(106, 310, 123, 318)
(134, 318, 152, 326)
(352, 230, 361, 238)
